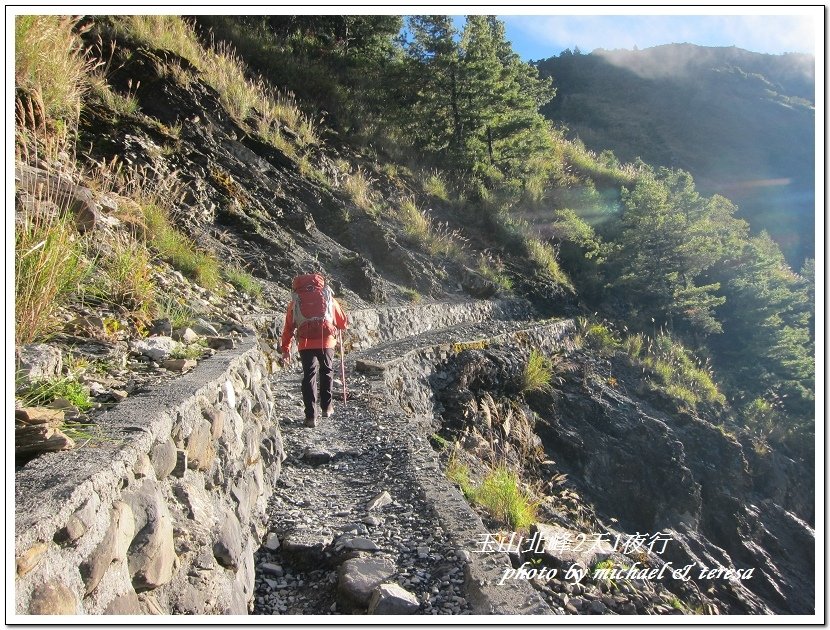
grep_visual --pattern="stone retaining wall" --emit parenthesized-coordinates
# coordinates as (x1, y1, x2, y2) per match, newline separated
(358, 317, 576, 614)
(374, 318, 576, 420)
(14, 332, 284, 616)
(345, 299, 533, 352)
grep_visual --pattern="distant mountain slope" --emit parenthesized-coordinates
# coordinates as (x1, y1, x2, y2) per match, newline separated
(536, 44, 815, 267)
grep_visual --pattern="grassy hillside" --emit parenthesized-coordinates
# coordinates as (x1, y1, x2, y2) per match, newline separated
(536, 44, 815, 267)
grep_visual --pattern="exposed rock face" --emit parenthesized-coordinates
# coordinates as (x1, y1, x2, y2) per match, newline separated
(431, 347, 814, 615)
(460, 265, 498, 299)
(74, 44, 465, 308)
(16, 164, 102, 233)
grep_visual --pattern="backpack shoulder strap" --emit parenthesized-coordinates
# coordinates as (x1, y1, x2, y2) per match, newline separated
(291, 291, 304, 328)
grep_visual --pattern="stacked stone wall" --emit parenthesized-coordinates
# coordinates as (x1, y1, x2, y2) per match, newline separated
(14, 298, 536, 616)
(369, 318, 576, 419)
(14, 333, 283, 615)
(345, 299, 532, 351)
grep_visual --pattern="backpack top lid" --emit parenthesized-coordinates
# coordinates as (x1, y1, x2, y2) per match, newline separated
(292, 273, 325, 291)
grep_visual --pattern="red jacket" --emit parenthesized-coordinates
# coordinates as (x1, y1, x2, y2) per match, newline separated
(280, 297, 347, 353)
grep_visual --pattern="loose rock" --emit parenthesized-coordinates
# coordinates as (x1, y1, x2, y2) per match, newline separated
(368, 583, 420, 614)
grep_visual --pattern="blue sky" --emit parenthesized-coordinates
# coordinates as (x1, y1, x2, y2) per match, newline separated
(449, 12, 820, 61)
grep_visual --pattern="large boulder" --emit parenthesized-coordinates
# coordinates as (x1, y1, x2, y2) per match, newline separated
(132, 337, 177, 362)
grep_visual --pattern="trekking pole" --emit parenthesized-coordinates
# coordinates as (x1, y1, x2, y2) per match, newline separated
(338, 329, 348, 406)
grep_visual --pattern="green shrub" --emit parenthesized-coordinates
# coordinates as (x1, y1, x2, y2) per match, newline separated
(17, 375, 93, 412)
(625, 333, 645, 359)
(157, 297, 197, 329)
(525, 236, 572, 289)
(560, 138, 638, 187)
(665, 383, 698, 407)
(183, 250, 221, 290)
(550, 208, 601, 256)
(742, 397, 782, 439)
(396, 197, 466, 259)
(648, 359, 674, 384)
(341, 166, 375, 210)
(477, 253, 513, 291)
(430, 433, 449, 449)
(492, 213, 573, 290)
(225, 265, 263, 301)
(402, 288, 421, 303)
(633, 333, 726, 410)
(585, 323, 619, 355)
(169, 341, 205, 360)
(139, 202, 168, 241)
(86, 237, 156, 314)
(398, 196, 431, 245)
(423, 170, 449, 200)
(668, 596, 685, 612)
(89, 74, 141, 116)
(140, 203, 221, 290)
(446, 449, 473, 498)
(592, 559, 616, 572)
(472, 466, 537, 531)
(523, 349, 552, 393)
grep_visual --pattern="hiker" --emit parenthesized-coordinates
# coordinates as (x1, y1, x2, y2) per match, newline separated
(280, 273, 348, 427)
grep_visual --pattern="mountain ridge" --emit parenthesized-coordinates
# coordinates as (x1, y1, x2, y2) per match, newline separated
(13, 16, 815, 617)
(535, 42, 815, 266)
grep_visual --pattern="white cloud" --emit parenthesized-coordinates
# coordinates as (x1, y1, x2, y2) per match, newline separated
(718, 15, 816, 55)
(505, 14, 817, 57)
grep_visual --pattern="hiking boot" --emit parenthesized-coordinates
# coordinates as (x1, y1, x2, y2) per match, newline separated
(323, 405, 334, 418)
(304, 416, 317, 428)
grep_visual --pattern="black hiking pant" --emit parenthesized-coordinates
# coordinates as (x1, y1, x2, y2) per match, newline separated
(300, 348, 334, 420)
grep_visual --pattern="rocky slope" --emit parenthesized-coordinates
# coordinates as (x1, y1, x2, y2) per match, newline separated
(430, 343, 815, 614)
(14, 22, 814, 618)
(77, 44, 487, 310)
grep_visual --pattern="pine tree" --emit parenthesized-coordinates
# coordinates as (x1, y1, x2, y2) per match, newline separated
(402, 16, 555, 192)
(717, 233, 814, 396)
(405, 16, 460, 159)
(457, 15, 505, 179)
(484, 17, 555, 190)
(612, 168, 739, 335)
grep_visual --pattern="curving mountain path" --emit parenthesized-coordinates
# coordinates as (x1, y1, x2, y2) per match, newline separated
(248, 300, 815, 618)
(252, 315, 556, 616)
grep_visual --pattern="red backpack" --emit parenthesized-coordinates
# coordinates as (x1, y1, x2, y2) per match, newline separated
(291, 274, 336, 340)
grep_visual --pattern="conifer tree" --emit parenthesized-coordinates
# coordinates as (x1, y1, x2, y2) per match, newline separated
(716, 233, 814, 406)
(402, 15, 555, 192)
(612, 168, 739, 335)
(405, 16, 460, 159)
